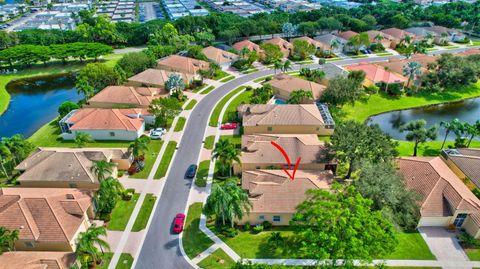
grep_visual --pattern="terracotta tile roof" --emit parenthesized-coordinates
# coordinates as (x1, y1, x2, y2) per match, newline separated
(88, 86, 167, 107)
(15, 148, 124, 185)
(425, 26, 464, 36)
(444, 148, 480, 188)
(345, 62, 407, 84)
(335, 30, 358, 40)
(238, 104, 326, 127)
(267, 73, 326, 100)
(202, 46, 238, 64)
(156, 55, 209, 74)
(66, 108, 145, 131)
(240, 134, 327, 165)
(242, 169, 333, 213)
(397, 157, 480, 217)
(0, 251, 75, 269)
(365, 30, 395, 43)
(232, 40, 263, 53)
(128, 68, 195, 87)
(380, 28, 417, 41)
(263, 37, 293, 57)
(0, 188, 93, 243)
(292, 36, 330, 50)
(376, 54, 437, 76)
(457, 48, 480, 57)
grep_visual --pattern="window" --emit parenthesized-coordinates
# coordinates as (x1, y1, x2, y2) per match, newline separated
(454, 213, 468, 227)
(109, 132, 115, 137)
(24, 241, 34, 248)
(273, 216, 281, 222)
(68, 183, 77, 188)
(267, 127, 272, 132)
(259, 215, 265, 220)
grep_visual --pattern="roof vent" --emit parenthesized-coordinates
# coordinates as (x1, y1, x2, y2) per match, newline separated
(19, 225, 24, 229)
(66, 194, 75, 200)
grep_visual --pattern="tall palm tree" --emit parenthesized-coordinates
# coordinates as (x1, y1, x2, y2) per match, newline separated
(240, 47, 250, 59)
(403, 61, 422, 87)
(465, 120, 480, 147)
(212, 139, 241, 177)
(281, 60, 292, 73)
(330, 39, 340, 53)
(203, 183, 229, 225)
(288, 89, 314, 104)
(400, 119, 438, 156)
(128, 136, 150, 159)
(75, 225, 110, 268)
(1, 134, 33, 166)
(0, 227, 19, 254)
(91, 160, 116, 182)
(440, 119, 463, 149)
(273, 60, 283, 74)
(96, 177, 124, 215)
(0, 145, 12, 179)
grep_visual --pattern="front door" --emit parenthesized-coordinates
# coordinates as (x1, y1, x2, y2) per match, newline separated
(453, 213, 468, 228)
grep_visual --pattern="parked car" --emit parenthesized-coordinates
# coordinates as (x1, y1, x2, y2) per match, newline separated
(172, 213, 185, 233)
(220, 122, 238, 130)
(185, 164, 197, 179)
(150, 128, 165, 139)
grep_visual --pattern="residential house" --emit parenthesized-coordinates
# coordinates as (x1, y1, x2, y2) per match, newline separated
(202, 46, 238, 65)
(0, 188, 94, 251)
(59, 108, 148, 141)
(86, 86, 167, 109)
(0, 251, 75, 269)
(442, 148, 480, 189)
(404, 27, 439, 45)
(345, 62, 407, 87)
(156, 55, 210, 76)
(232, 39, 264, 55)
(397, 157, 480, 238)
(237, 104, 334, 135)
(262, 37, 293, 58)
(15, 147, 132, 189)
(365, 30, 396, 49)
(127, 68, 195, 88)
(234, 133, 334, 174)
(314, 33, 347, 54)
(237, 169, 333, 225)
(334, 30, 360, 52)
(267, 73, 326, 102)
(375, 54, 437, 85)
(292, 36, 330, 52)
(380, 28, 418, 47)
(426, 26, 466, 42)
(457, 48, 480, 57)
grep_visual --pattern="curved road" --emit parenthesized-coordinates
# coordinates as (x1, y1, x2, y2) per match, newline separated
(134, 48, 474, 268)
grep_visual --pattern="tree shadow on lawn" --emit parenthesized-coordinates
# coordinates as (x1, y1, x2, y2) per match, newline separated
(256, 233, 304, 259)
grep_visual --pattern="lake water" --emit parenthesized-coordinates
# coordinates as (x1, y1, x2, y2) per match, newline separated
(368, 97, 480, 141)
(0, 73, 81, 138)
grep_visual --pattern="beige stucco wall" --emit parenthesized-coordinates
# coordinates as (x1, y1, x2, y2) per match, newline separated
(243, 125, 334, 135)
(463, 216, 480, 239)
(417, 216, 452, 227)
(237, 212, 294, 226)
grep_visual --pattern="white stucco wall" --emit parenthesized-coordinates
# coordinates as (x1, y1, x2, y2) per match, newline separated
(62, 125, 145, 141)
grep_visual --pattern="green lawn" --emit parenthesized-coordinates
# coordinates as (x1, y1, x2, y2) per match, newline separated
(341, 81, 480, 122)
(154, 141, 177, 179)
(219, 75, 236, 83)
(132, 194, 156, 232)
(204, 135, 215, 150)
(193, 84, 209, 93)
(200, 86, 216, 95)
(253, 76, 271, 83)
(376, 52, 394, 56)
(197, 248, 235, 269)
(351, 55, 368, 58)
(384, 232, 436, 260)
(185, 99, 197, 110)
(326, 58, 342, 62)
(213, 70, 230, 81)
(183, 203, 214, 259)
(174, 117, 187, 132)
(465, 248, 480, 260)
(222, 90, 252, 123)
(195, 160, 210, 187)
(209, 86, 246, 127)
(242, 68, 259, 74)
(219, 135, 241, 147)
(98, 253, 134, 269)
(129, 140, 163, 179)
(397, 140, 480, 157)
(107, 193, 140, 231)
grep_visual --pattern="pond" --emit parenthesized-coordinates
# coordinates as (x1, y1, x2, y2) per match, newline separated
(0, 73, 81, 138)
(367, 97, 480, 141)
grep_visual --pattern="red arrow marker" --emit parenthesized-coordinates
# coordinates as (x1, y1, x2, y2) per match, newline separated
(271, 141, 301, 180)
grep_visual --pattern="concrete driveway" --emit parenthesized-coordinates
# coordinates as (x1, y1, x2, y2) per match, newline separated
(419, 227, 470, 268)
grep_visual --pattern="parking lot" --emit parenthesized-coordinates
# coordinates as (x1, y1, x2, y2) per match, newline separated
(139, 2, 164, 22)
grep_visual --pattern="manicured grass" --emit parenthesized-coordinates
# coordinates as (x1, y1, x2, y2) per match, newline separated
(219, 75, 235, 83)
(197, 248, 235, 269)
(326, 57, 342, 62)
(351, 55, 369, 58)
(174, 117, 186, 132)
(195, 160, 210, 187)
(200, 85, 216, 95)
(376, 52, 394, 56)
(154, 141, 177, 179)
(253, 76, 271, 83)
(107, 193, 140, 231)
(341, 81, 480, 122)
(298, 60, 314, 64)
(466, 248, 480, 260)
(242, 68, 258, 74)
(204, 135, 215, 150)
(444, 45, 460, 49)
(183, 203, 214, 259)
(385, 232, 435, 260)
(213, 70, 230, 81)
(222, 89, 252, 123)
(28, 119, 130, 148)
(132, 193, 156, 232)
(193, 84, 209, 93)
(396, 140, 480, 157)
(209, 86, 246, 127)
(129, 140, 163, 179)
(98, 253, 134, 269)
(185, 99, 197, 110)
(285, 71, 299, 75)
(427, 48, 438, 51)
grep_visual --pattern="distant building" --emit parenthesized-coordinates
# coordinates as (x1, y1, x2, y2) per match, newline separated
(202, 46, 239, 65)
(267, 73, 326, 102)
(262, 37, 293, 58)
(127, 69, 195, 88)
(156, 55, 210, 76)
(87, 86, 168, 108)
(345, 62, 407, 87)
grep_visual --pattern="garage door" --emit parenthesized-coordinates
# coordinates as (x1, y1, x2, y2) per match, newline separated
(418, 217, 451, 227)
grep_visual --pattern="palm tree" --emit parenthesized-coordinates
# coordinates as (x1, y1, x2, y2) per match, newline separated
(91, 160, 116, 182)
(0, 227, 19, 254)
(288, 89, 314, 104)
(465, 120, 480, 147)
(74, 132, 94, 148)
(128, 136, 150, 159)
(95, 177, 124, 215)
(165, 73, 186, 99)
(403, 61, 422, 87)
(240, 47, 250, 59)
(273, 60, 283, 74)
(75, 224, 110, 268)
(311, 69, 325, 83)
(0, 145, 12, 179)
(212, 139, 241, 177)
(440, 119, 464, 149)
(76, 79, 94, 101)
(400, 119, 438, 156)
(281, 60, 292, 73)
(330, 39, 340, 53)
(374, 34, 384, 44)
(2, 134, 33, 166)
(203, 183, 229, 225)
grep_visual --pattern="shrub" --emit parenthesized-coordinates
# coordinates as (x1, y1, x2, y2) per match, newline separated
(385, 83, 402, 96)
(458, 231, 478, 248)
(264, 76, 272, 82)
(245, 86, 253, 91)
(252, 225, 264, 233)
(117, 170, 124, 177)
(122, 188, 135, 200)
(473, 188, 480, 199)
(318, 58, 326, 65)
(262, 220, 272, 230)
(195, 178, 207, 187)
(221, 227, 238, 237)
(244, 222, 251, 231)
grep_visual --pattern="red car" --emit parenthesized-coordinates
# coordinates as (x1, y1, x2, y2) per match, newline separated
(220, 123, 238, 130)
(172, 213, 185, 234)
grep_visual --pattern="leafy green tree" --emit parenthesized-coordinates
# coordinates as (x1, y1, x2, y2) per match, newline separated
(391, 14, 411, 29)
(75, 15, 119, 45)
(91, 160, 116, 182)
(74, 132, 94, 148)
(76, 63, 121, 94)
(212, 139, 241, 177)
(58, 101, 79, 118)
(328, 121, 398, 179)
(186, 45, 209, 61)
(148, 97, 183, 128)
(250, 84, 273, 104)
(0, 227, 19, 254)
(465, 120, 480, 147)
(194, 31, 215, 46)
(75, 224, 110, 268)
(128, 136, 151, 159)
(282, 23, 297, 39)
(291, 183, 397, 266)
(317, 17, 343, 31)
(95, 177, 123, 215)
(0, 31, 19, 49)
(297, 21, 318, 37)
(203, 179, 251, 227)
(149, 22, 193, 49)
(260, 43, 283, 65)
(288, 89, 313, 104)
(400, 119, 438, 156)
(116, 51, 154, 77)
(0, 145, 12, 179)
(321, 75, 364, 106)
(1, 134, 34, 167)
(347, 32, 370, 55)
(290, 40, 315, 61)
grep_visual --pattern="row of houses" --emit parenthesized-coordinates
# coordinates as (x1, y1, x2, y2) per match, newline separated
(95, 0, 136, 23)
(161, 0, 209, 20)
(202, 0, 270, 18)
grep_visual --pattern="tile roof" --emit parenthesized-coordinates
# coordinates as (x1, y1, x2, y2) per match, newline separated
(238, 104, 325, 127)
(267, 73, 326, 100)
(365, 30, 395, 43)
(397, 157, 480, 217)
(240, 134, 327, 165)
(127, 69, 195, 87)
(404, 27, 438, 38)
(292, 36, 330, 50)
(263, 37, 293, 57)
(0, 188, 93, 243)
(345, 62, 407, 84)
(242, 169, 333, 213)
(444, 148, 480, 188)
(335, 30, 358, 40)
(156, 55, 210, 74)
(66, 108, 145, 131)
(232, 39, 263, 53)
(380, 28, 417, 41)
(88, 86, 167, 107)
(375, 54, 437, 76)
(457, 48, 480, 57)
(202, 46, 238, 64)
(314, 34, 347, 46)
(0, 251, 75, 269)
